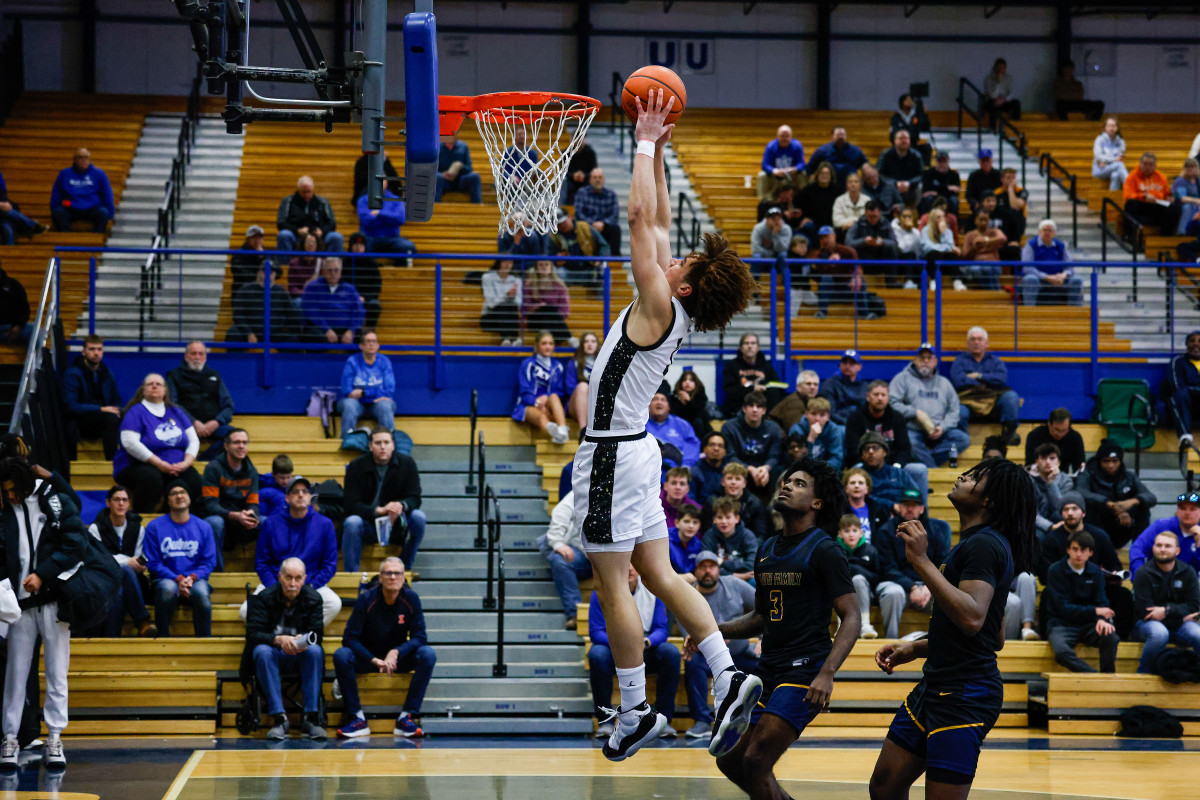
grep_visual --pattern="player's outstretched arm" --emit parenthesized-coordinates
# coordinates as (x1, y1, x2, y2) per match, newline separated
(627, 90, 676, 331)
(653, 135, 673, 267)
(807, 592, 861, 710)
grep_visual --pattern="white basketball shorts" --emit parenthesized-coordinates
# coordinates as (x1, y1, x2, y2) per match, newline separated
(572, 432, 668, 553)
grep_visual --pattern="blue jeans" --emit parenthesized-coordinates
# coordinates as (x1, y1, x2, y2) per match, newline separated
(340, 396, 396, 437)
(1020, 272, 1083, 306)
(1167, 384, 1200, 436)
(277, 229, 344, 253)
(538, 538, 592, 618)
(588, 642, 680, 721)
(0, 207, 38, 244)
(107, 563, 150, 635)
(253, 643, 324, 715)
(435, 172, 483, 203)
(816, 275, 869, 316)
(962, 263, 1001, 290)
(154, 577, 212, 636)
(333, 645, 437, 716)
(908, 427, 972, 468)
(366, 235, 417, 255)
(204, 513, 256, 572)
(957, 388, 1020, 429)
(1135, 619, 1200, 674)
(342, 509, 427, 572)
(683, 649, 759, 724)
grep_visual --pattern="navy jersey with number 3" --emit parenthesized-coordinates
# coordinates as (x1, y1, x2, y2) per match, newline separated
(754, 527, 856, 677)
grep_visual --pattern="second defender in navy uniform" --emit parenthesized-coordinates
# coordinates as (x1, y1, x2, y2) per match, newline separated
(870, 457, 1037, 800)
(696, 456, 860, 800)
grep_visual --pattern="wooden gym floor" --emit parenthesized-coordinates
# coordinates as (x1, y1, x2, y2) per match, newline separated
(3, 734, 1199, 799)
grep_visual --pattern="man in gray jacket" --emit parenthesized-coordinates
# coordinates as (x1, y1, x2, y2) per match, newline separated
(888, 343, 970, 467)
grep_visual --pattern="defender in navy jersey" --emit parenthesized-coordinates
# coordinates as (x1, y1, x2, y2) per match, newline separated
(870, 458, 1037, 798)
(573, 90, 759, 763)
(697, 457, 860, 800)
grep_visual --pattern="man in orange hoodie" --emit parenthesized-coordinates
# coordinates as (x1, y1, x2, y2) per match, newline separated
(1123, 151, 1176, 235)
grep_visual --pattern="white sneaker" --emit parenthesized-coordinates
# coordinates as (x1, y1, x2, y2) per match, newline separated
(600, 703, 667, 762)
(44, 734, 65, 769)
(902, 280, 917, 290)
(1021, 627, 1040, 641)
(953, 279, 967, 292)
(548, 423, 569, 445)
(861, 621, 879, 639)
(0, 736, 17, 768)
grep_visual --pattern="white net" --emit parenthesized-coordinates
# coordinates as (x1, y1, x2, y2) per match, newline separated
(471, 96, 600, 236)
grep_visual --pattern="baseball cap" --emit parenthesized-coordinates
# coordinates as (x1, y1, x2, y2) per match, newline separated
(899, 488, 924, 504)
(936, 151, 950, 162)
(858, 431, 889, 454)
(841, 349, 861, 363)
(1178, 491, 1200, 505)
(917, 342, 935, 354)
(766, 206, 783, 217)
(287, 476, 313, 494)
(556, 207, 570, 224)
(818, 225, 835, 236)
(246, 224, 265, 237)
(1059, 491, 1085, 513)
(695, 550, 721, 567)
(978, 148, 993, 159)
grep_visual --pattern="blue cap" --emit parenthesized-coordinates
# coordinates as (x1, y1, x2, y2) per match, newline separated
(818, 225, 834, 236)
(841, 349, 861, 363)
(978, 148, 993, 159)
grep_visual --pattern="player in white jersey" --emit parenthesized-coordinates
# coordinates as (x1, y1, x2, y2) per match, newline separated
(573, 90, 760, 762)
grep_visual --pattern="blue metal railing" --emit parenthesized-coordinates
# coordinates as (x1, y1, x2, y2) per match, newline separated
(53, 245, 1183, 380)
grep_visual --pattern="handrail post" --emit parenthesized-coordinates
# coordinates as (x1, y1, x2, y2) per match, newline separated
(465, 389, 478, 495)
(87, 255, 96, 336)
(1012, 258, 1020, 352)
(493, 536, 507, 676)
(483, 502, 496, 610)
(1071, 174, 1078, 248)
(262, 259, 273, 386)
(603, 264, 612, 331)
(920, 262, 929, 345)
(933, 265, 942, 356)
(1168, 264, 1178, 358)
(474, 433, 487, 549)
(1089, 270, 1099, 390)
(769, 263, 778, 375)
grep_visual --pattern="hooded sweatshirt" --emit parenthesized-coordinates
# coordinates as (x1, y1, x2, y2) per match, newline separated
(701, 522, 760, 575)
(51, 163, 114, 216)
(889, 362, 961, 433)
(255, 506, 339, 590)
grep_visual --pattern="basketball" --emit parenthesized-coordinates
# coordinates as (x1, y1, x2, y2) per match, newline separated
(621, 65, 687, 125)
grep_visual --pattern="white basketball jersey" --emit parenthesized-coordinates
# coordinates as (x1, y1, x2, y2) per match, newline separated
(586, 297, 691, 437)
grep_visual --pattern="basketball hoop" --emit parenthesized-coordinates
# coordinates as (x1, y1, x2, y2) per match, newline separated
(440, 92, 601, 236)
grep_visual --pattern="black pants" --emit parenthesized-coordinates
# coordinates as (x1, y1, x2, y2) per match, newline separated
(525, 304, 572, 345)
(51, 205, 109, 233)
(1125, 199, 1178, 235)
(115, 461, 204, 514)
(984, 99, 1021, 130)
(1056, 99, 1105, 121)
(364, 298, 382, 329)
(595, 223, 621, 256)
(1178, 240, 1200, 263)
(1048, 622, 1119, 672)
(75, 409, 121, 460)
(481, 302, 521, 340)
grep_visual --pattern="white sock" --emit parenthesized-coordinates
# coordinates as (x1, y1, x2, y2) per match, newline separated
(698, 631, 735, 697)
(355, 710, 366, 721)
(615, 664, 647, 722)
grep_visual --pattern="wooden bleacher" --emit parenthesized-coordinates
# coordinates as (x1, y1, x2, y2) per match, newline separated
(1040, 672, 1200, 735)
(669, 108, 1130, 353)
(220, 101, 633, 346)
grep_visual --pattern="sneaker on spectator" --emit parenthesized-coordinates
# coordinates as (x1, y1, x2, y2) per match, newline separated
(814, 311, 827, 319)
(0, 736, 18, 768)
(564, 615, 577, 631)
(267, 714, 290, 740)
(1021, 627, 1040, 641)
(337, 717, 370, 738)
(394, 712, 423, 737)
(861, 621, 879, 639)
(903, 280, 917, 290)
(332, 680, 343, 701)
(953, 279, 967, 291)
(594, 720, 615, 739)
(685, 721, 712, 739)
(300, 716, 327, 740)
(138, 620, 158, 637)
(865, 312, 879, 320)
(659, 724, 677, 739)
(548, 423, 569, 445)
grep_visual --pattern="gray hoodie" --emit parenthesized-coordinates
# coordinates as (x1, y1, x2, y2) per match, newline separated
(888, 362, 961, 433)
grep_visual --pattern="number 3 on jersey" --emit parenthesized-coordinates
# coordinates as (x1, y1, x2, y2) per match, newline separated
(769, 589, 783, 622)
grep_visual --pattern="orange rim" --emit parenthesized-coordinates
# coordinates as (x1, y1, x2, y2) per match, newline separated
(438, 92, 600, 135)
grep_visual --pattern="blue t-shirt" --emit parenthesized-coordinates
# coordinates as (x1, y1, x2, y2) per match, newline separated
(852, 503, 872, 543)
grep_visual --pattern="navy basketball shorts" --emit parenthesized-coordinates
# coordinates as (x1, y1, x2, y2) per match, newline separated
(886, 674, 1004, 784)
(749, 661, 826, 736)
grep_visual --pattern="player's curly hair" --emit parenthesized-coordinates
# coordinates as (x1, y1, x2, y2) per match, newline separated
(779, 456, 848, 536)
(679, 233, 758, 332)
(963, 457, 1038, 574)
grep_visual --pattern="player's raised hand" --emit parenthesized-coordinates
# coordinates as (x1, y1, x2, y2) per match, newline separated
(634, 89, 675, 145)
(896, 520, 929, 562)
(874, 641, 917, 675)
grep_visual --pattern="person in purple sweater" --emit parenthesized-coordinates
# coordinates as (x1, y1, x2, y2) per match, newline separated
(355, 181, 416, 255)
(113, 373, 203, 514)
(142, 481, 217, 636)
(587, 564, 679, 739)
(513, 331, 570, 445)
(522, 260, 572, 345)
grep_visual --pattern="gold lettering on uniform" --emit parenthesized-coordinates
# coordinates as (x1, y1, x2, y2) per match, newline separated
(760, 571, 803, 586)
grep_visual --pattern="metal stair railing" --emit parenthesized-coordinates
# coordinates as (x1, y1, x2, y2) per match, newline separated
(1038, 153, 1080, 248)
(9, 257, 59, 437)
(676, 192, 702, 255)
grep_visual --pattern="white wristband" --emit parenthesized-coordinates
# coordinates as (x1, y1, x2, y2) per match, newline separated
(636, 140, 656, 159)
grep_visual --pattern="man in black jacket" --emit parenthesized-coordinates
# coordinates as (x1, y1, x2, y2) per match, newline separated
(1075, 439, 1157, 548)
(166, 341, 236, 460)
(843, 381, 929, 500)
(276, 175, 343, 253)
(333, 556, 435, 738)
(342, 430, 425, 572)
(1044, 531, 1119, 672)
(0, 458, 84, 768)
(722, 333, 782, 417)
(0, 266, 29, 344)
(227, 263, 309, 344)
(1133, 530, 1200, 674)
(245, 556, 326, 740)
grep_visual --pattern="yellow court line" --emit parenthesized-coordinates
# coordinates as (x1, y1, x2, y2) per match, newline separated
(161, 750, 205, 800)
